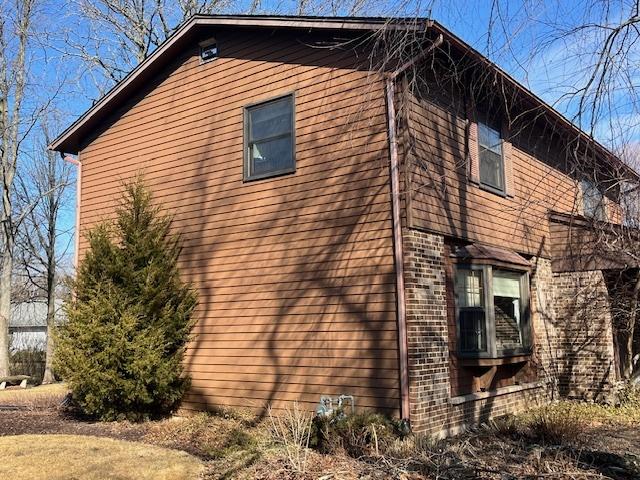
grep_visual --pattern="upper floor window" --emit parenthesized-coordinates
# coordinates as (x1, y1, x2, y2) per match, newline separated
(581, 180, 607, 221)
(455, 265, 531, 357)
(478, 119, 505, 193)
(244, 94, 295, 181)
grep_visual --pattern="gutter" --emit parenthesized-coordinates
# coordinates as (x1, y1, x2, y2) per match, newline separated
(62, 153, 81, 270)
(385, 33, 442, 423)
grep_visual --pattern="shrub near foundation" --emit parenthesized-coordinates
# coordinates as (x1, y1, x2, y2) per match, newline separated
(54, 178, 197, 421)
(311, 411, 406, 457)
(492, 395, 640, 446)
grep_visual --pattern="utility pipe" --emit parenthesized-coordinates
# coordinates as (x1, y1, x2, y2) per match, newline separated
(385, 33, 443, 423)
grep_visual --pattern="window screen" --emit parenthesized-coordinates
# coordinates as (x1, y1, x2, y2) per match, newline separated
(493, 270, 524, 353)
(245, 95, 295, 180)
(456, 269, 487, 353)
(478, 120, 505, 192)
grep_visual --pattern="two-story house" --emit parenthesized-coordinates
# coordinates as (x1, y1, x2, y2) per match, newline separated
(51, 15, 639, 436)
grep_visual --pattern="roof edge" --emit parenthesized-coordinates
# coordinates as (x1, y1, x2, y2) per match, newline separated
(49, 15, 429, 153)
(428, 21, 640, 181)
(48, 14, 640, 182)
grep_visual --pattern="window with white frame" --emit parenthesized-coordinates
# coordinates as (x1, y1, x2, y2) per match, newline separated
(455, 265, 531, 357)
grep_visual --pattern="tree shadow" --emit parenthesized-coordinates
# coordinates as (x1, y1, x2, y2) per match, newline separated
(79, 27, 404, 419)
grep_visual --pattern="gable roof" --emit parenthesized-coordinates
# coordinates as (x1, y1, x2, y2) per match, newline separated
(49, 14, 637, 180)
(50, 15, 428, 154)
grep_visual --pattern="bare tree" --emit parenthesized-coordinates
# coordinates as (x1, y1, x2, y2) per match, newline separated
(505, 0, 640, 380)
(61, 0, 385, 95)
(63, 0, 231, 93)
(0, 0, 38, 378)
(427, 0, 640, 380)
(14, 121, 73, 384)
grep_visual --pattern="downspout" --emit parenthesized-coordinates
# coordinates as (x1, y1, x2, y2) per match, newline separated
(61, 152, 81, 270)
(385, 33, 443, 423)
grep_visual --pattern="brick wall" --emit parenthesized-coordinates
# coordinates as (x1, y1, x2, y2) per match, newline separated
(403, 229, 451, 431)
(403, 229, 616, 435)
(403, 229, 546, 435)
(551, 270, 617, 400)
(530, 257, 561, 394)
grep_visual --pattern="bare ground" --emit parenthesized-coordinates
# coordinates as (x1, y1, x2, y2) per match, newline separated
(0, 408, 638, 479)
(0, 387, 639, 480)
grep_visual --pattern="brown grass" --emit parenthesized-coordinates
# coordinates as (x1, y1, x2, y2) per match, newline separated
(1, 394, 638, 479)
(0, 434, 203, 480)
(0, 383, 68, 410)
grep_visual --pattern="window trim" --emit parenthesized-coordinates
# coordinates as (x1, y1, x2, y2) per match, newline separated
(454, 263, 532, 359)
(243, 92, 296, 182)
(477, 118, 507, 195)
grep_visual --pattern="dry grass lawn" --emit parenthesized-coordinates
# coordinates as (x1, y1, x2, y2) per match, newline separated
(0, 434, 204, 480)
(1, 386, 639, 479)
(0, 383, 68, 409)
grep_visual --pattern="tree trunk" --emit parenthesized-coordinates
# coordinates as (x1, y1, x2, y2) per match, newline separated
(622, 272, 640, 379)
(0, 246, 13, 377)
(42, 182, 57, 384)
(42, 276, 56, 384)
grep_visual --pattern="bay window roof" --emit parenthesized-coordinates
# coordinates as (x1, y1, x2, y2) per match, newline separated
(452, 243, 531, 269)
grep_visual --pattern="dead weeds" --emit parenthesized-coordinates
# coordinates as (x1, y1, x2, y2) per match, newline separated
(0, 396, 639, 480)
(0, 383, 68, 411)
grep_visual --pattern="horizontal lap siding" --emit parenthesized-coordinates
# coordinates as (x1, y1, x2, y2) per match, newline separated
(405, 91, 580, 257)
(78, 30, 400, 414)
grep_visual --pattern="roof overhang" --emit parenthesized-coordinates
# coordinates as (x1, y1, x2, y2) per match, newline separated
(426, 23, 640, 182)
(48, 14, 640, 181)
(549, 211, 640, 272)
(49, 15, 429, 154)
(451, 243, 532, 270)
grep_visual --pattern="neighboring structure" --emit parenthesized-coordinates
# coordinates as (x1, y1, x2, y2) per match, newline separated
(50, 15, 640, 436)
(9, 301, 63, 351)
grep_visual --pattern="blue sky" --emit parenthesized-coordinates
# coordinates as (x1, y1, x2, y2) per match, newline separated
(30, 0, 637, 264)
(49, 0, 638, 141)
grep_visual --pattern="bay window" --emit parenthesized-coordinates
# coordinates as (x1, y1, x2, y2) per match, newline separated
(455, 264, 531, 357)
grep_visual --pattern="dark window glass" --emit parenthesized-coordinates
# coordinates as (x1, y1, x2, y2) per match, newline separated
(478, 120, 505, 192)
(459, 310, 487, 352)
(581, 180, 606, 220)
(456, 269, 487, 353)
(245, 95, 294, 180)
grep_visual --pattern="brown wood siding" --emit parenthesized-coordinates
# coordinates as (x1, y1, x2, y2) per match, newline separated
(77, 29, 400, 414)
(549, 216, 639, 272)
(403, 78, 581, 397)
(403, 86, 583, 257)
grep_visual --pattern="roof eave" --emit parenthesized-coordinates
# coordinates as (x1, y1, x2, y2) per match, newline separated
(429, 21, 640, 181)
(49, 14, 640, 182)
(49, 15, 429, 154)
